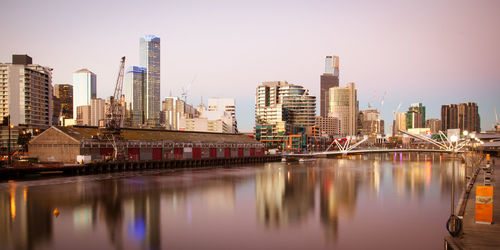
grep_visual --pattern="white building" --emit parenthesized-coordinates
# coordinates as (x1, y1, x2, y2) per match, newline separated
(180, 110, 235, 133)
(0, 55, 52, 129)
(208, 98, 238, 132)
(73, 68, 96, 120)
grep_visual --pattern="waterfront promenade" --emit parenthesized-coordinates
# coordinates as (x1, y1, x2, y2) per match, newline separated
(447, 157, 499, 249)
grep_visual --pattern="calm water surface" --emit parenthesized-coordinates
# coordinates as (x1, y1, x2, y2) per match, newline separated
(0, 153, 464, 249)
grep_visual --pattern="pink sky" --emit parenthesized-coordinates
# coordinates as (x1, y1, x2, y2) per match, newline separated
(1, 0, 499, 132)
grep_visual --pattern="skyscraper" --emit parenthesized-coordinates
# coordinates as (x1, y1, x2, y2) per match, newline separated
(73, 68, 96, 120)
(458, 102, 480, 133)
(441, 104, 458, 131)
(320, 56, 340, 117)
(140, 35, 161, 126)
(54, 84, 73, 119)
(124, 66, 147, 127)
(328, 82, 357, 136)
(0, 55, 52, 128)
(406, 103, 425, 129)
(441, 102, 480, 133)
(208, 98, 238, 133)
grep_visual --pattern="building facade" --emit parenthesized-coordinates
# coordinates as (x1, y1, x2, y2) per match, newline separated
(73, 68, 96, 120)
(314, 116, 340, 135)
(124, 66, 147, 127)
(76, 105, 91, 126)
(320, 56, 340, 117)
(54, 84, 73, 119)
(425, 119, 442, 134)
(140, 35, 161, 126)
(255, 81, 316, 149)
(441, 102, 480, 133)
(160, 97, 199, 130)
(393, 112, 407, 136)
(359, 109, 384, 136)
(208, 98, 238, 133)
(180, 110, 234, 133)
(0, 55, 52, 129)
(91, 98, 105, 127)
(328, 82, 357, 136)
(406, 103, 425, 129)
(458, 102, 480, 133)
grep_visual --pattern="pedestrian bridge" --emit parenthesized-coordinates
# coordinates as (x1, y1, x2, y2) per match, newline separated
(283, 148, 457, 159)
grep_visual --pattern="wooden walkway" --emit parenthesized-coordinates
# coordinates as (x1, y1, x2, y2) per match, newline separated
(448, 157, 500, 249)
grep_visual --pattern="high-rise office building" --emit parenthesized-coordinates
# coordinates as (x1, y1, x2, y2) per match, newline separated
(425, 119, 442, 134)
(255, 81, 316, 147)
(328, 82, 357, 136)
(458, 102, 480, 133)
(124, 66, 147, 127)
(406, 103, 425, 129)
(54, 84, 73, 119)
(441, 104, 458, 131)
(441, 102, 480, 133)
(73, 68, 96, 119)
(140, 35, 161, 126)
(0, 55, 52, 128)
(320, 56, 340, 117)
(208, 98, 238, 133)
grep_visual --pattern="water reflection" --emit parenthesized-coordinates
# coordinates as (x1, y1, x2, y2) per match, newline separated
(0, 154, 464, 249)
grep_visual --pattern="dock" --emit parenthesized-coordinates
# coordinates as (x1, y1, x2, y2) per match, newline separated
(0, 155, 281, 180)
(445, 156, 500, 249)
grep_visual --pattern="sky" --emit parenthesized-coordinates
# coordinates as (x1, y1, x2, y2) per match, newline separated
(1, 0, 500, 133)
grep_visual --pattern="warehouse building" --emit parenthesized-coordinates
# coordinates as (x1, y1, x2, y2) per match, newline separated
(28, 126, 264, 163)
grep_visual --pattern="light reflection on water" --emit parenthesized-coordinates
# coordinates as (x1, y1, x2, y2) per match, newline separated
(0, 153, 464, 249)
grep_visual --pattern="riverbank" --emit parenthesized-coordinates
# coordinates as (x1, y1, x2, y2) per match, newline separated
(0, 155, 282, 181)
(445, 156, 499, 249)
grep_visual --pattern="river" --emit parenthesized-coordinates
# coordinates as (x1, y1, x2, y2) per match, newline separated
(0, 153, 464, 249)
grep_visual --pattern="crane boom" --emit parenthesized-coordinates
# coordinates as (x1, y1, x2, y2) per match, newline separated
(105, 56, 126, 132)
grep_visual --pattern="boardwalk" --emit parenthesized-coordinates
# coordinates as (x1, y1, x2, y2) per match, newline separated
(448, 157, 500, 249)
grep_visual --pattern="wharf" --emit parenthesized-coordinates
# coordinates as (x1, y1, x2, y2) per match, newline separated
(445, 157, 500, 249)
(0, 155, 281, 180)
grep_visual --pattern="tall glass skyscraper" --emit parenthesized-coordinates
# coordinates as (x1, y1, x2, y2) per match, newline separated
(124, 66, 147, 127)
(320, 56, 340, 117)
(72, 68, 96, 120)
(140, 35, 161, 126)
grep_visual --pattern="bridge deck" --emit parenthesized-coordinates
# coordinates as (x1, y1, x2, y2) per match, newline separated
(283, 148, 452, 158)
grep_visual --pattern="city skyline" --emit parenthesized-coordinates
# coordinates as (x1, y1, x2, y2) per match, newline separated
(1, 0, 499, 132)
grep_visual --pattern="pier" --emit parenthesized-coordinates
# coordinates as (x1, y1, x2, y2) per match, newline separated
(445, 156, 500, 249)
(0, 155, 281, 180)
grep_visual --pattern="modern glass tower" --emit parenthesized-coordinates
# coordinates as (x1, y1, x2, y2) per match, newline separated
(72, 69, 96, 120)
(140, 35, 161, 126)
(124, 66, 147, 127)
(320, 56, 340, 117)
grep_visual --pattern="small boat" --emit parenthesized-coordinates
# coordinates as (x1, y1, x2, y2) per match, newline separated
(299, 158, 316, 163)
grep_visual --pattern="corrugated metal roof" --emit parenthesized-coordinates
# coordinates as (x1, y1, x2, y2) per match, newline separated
(56, 126, 259, 144)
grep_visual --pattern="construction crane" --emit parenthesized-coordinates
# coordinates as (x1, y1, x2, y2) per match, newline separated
(100, 56, 126, 161)
(105, 56, 126, 133)
(495, 107, 499, 131)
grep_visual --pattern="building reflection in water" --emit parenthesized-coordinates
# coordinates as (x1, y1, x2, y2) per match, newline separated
(0, 154, 466, 249)
(255, 153, 465, 245)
